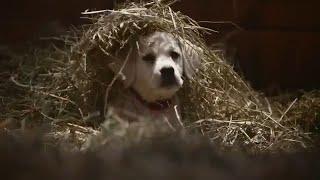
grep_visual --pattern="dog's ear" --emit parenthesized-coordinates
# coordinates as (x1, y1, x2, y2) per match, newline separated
(180, 39, 202, 79)
(108, 48, 136, 88)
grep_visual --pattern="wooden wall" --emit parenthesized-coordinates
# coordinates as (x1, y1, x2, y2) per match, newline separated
(0, 0, 114, 43)
(1, 0, 319, 94)
(173, 0, 320, 93)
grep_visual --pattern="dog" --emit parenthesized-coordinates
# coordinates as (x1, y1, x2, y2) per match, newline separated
(107, 32, 201, 129)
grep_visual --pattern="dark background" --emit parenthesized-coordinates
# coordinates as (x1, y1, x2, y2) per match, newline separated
(1, 0, 319, 94)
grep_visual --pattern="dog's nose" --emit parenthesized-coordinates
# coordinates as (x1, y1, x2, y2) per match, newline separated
(161, 67, 175, 78)
(160, 67, 176, 86)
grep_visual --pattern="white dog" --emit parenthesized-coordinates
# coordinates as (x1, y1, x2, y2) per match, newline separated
(107, 32, 201, 129)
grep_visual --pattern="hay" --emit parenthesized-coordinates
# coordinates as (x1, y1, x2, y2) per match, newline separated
(1, 0, 319, 152)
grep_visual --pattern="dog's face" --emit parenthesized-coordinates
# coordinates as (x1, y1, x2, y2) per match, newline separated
(109, 32, 201, 102)
(133, 32, 184, 102)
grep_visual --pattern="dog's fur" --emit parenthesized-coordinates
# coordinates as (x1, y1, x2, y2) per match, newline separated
(107, 32, 201, 127)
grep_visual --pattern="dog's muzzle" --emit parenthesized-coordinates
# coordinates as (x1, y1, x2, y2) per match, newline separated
(160, 67, 178, 87)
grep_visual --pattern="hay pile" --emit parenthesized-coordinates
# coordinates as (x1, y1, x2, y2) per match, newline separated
(1, 0, 319, 152)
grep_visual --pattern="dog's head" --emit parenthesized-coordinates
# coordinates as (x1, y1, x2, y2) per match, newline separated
(108, 32, 201, 102)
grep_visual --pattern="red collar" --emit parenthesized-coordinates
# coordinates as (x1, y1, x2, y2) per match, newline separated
(130, 88, 172, 111)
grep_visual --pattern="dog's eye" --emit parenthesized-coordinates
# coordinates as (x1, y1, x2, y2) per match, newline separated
(142, 53, 156, 63)
(169, 51, 180, 60)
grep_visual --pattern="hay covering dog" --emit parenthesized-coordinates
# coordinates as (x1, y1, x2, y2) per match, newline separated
(1, 0, 319, 152)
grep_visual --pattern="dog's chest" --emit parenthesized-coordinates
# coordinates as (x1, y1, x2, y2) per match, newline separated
(109, 90, 182, 128)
